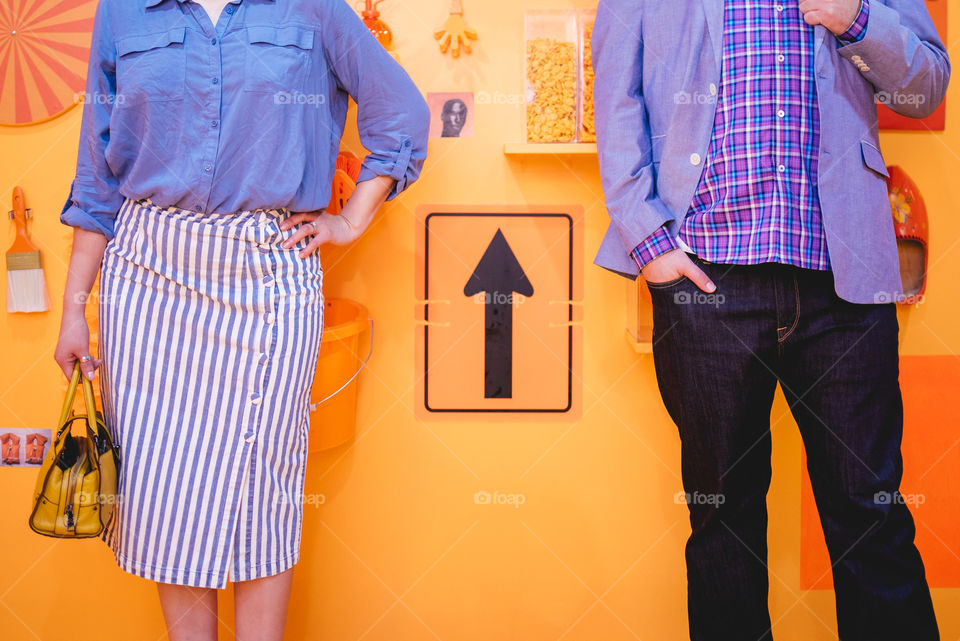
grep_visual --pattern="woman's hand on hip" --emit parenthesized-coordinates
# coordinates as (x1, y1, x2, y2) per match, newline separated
(279, 175, 397, 258)
(280, 211, 364, 257)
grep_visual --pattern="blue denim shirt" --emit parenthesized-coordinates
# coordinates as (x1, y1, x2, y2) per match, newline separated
(61, 0, 430, 240)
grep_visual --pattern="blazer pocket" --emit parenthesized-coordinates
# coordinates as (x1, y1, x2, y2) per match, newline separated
(115, 27, 187, 103)
(244, 26, 315, 94)
(860, 140, 890, 178)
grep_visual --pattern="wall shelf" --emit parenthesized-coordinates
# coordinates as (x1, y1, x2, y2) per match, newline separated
(625, 330, 653, 354)
(503, 143, 597, 155)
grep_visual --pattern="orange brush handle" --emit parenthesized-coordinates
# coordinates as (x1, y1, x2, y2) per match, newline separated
(8, 186, 38, 253)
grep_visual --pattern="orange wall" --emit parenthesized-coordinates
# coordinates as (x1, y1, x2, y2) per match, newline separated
(3, 1, 960, 639)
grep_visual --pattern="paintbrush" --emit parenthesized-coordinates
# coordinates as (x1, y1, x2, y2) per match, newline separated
(6, 187, 50, 313)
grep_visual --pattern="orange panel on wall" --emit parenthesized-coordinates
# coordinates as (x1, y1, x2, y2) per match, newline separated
(877, 0, 947, 131)
(800, 355, 960, 589)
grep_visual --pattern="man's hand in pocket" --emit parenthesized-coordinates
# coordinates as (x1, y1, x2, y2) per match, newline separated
(641, 249, 717, 293)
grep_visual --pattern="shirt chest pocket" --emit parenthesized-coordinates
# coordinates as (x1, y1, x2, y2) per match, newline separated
(243, 26, 315, 94)
(115, 28, 187, 103)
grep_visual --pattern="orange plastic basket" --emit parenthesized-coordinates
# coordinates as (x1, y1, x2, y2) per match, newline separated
(308, 299, 372, 452)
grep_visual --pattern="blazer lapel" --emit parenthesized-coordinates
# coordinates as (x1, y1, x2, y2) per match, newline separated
(701, 0, 723, 70)
(813, 23, 828, 59)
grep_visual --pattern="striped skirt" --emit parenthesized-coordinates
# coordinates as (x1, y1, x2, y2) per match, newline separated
(97, 198, 324, 588)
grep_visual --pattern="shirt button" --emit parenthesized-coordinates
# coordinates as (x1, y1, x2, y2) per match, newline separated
(212, 77, 219, 85)
(777, 54, 785, 63)
(775, 4, 783, 12)
(210, 37, 217, 45)
(778, 164, 786, 173)
(777, 109, 785, 118)
(709, 83, 717, 96)
(194, 203, 203, 210)
(690, 153, 702, 166)
(211, 120, 219, 128)
(226, 5, 235, 13)
(203, 164, 212, 173)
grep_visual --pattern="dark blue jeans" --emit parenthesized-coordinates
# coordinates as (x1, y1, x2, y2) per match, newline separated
(647, 254, 937, 641)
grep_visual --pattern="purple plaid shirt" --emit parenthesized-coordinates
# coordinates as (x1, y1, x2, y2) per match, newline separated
(632, 0, 870, 270)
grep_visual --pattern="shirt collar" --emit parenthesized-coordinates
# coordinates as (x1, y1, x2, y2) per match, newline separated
(145, 0, 264, 8)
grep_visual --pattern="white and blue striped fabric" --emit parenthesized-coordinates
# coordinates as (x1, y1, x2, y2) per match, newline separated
(97, 198, 324, 588)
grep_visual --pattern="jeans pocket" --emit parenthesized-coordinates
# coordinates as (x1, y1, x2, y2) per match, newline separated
(645, 274, 689, 290)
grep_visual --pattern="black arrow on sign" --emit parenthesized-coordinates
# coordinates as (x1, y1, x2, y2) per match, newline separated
(463, 228, 534, 399)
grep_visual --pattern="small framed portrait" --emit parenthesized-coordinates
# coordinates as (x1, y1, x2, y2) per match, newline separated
(427, 92, 474, 139)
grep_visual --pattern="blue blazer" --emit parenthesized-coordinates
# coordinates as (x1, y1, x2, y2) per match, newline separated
(591, 0, 950, 304)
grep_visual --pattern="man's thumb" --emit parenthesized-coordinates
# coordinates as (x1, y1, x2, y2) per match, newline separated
(685, 266, 717, 293)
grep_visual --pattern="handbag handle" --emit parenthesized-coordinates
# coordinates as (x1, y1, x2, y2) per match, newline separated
(57, 362, 99, 434)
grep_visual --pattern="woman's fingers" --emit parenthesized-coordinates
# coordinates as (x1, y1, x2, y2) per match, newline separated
(278, 212, 319, 231)
(78, 354, 98, 380)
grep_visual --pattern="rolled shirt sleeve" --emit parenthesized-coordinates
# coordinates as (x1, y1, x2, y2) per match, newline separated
(60, 0, 123, 240)
(320, 0, 430, 200)
(632, 224, 680, 270)
(837, 0, 869, 44)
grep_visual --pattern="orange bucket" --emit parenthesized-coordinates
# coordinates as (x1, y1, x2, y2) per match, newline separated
(308, 298, 372, 452)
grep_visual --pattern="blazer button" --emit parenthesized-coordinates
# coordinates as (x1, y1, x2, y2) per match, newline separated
(709, 83, 717, 96)
(690, 153, 702, 166)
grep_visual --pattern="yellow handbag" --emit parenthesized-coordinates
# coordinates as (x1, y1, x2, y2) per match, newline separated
(29, 362, 121, 538)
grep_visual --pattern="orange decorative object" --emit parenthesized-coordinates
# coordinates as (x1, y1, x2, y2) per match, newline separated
(1, 432, 20, 464)
(326, 151, 362, 215)
(0, 0, 98, 126)
(434, 0, 478, 58)
(360, 0, 393, 50)
(886, 165, 929, 305)
(24, 433, 48, 464)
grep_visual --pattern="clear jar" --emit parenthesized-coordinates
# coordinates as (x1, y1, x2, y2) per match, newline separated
(578, 8, 597, 143)
(524, 9, 579, 143)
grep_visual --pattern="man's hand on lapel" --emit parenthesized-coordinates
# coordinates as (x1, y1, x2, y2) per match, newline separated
(798, 0, 862, 35)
